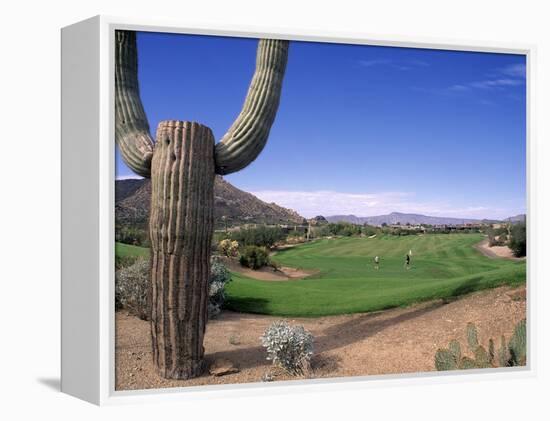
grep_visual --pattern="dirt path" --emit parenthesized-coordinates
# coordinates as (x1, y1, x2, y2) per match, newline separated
(116, 285, 526, 391)
(474, 238, 525, 261)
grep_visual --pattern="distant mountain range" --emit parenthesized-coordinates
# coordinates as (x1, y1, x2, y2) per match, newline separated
(115, 177, 306, 230)
(115, 178, 524, 230)
(503, 214, 527, 223)
(325, 212, 524, 226)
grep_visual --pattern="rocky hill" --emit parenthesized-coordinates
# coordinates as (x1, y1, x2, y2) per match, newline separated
(115, 177, 306, 230)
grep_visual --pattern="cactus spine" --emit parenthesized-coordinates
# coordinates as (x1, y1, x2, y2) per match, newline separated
(115, 31, 288, 379)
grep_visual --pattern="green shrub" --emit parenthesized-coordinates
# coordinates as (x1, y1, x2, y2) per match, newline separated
(239, 245, 270, 269)
(230, 226, 286, 248)
(115, 224, 149, 247)
(509, 222, 526, 257)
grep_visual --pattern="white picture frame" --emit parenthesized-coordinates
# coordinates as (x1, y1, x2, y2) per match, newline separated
(61, 15, 535, 406)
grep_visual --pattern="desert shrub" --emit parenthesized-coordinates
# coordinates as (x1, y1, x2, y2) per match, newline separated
(218, 239, 239, 258)
(363, 225, 378, 237)
(115, 258, 150, 320)
(230, 226, 286, 248)
(208, 257, 232, 318)
(488, 233, 505, 247)
(435, 319, 526, 371)
(325, 222, 362, 237)
(260, 321, 314, 375)
(115, 255, 232, 321)
(115, 224, 149, 247)
(509, 222, 526, 257)
(239, 245, 270, 269)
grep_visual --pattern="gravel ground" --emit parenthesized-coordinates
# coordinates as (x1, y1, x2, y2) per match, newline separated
(116, 285, 526, 391)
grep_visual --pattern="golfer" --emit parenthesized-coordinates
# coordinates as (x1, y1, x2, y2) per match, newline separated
(405, 253, 411, 269)
(374, 255, 380, 270)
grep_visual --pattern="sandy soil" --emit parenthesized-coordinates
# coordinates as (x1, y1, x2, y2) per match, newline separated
(475, 238, 525, 261)
(221, 256, 318, 281)
(116, 285, 526, 391)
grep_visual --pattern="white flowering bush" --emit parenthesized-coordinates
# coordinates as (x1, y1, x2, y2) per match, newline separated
(208, 257, 232, 319)
(115, 257, 150, 320)
(260, 321, 314, 375)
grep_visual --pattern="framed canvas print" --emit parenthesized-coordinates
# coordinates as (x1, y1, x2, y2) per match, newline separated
(61, 16, 532, 405)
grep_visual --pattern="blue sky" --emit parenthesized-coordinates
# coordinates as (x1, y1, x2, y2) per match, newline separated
(116, 31, 526, 219)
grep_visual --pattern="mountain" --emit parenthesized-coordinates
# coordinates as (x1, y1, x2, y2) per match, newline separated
(115, 178, 144, 203)
(325, 212, 499, 226)
(503, 214, 526, 224)
(115, 177, 306, 230)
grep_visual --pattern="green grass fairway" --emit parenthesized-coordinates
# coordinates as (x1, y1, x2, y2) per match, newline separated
(225, 234, 525, 317)
(115, 242, 149, 259)
(115, 234, 526, 317)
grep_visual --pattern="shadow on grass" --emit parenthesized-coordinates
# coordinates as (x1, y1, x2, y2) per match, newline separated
(450, 276, 483, 297)
(224, 297, 270, 315)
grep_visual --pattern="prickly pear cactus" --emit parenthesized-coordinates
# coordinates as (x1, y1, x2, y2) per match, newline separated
(466, 322, 479, 353)
(508, 319, 527, 366)
(435, 349, 458, 371)
(435, 320, 527, 372)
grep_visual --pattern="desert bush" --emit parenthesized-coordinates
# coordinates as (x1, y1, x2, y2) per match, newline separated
(260, 321, 314, 375)
(509, 222, 526, 257)
(434, 319, 526, 371)
(218, 239, 239, 258)
(115, 224, 149, 247)
(115, 258, 150, 320)
(239, 245, 270, 269)
(488, 233, 506, 247)
(115, 255, 232, 320)
(208, 257, 232, 318)
(230, 226, 286, 248)
(324, 222, 362, 237)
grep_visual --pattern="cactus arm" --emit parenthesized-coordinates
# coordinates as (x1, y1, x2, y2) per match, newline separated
(214, 39, 289, 175)
(115, 31, 154, 178)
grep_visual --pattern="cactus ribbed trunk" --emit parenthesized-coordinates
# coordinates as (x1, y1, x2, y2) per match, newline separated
(115, 30, 289, 380)
(149, 121, 215, 379)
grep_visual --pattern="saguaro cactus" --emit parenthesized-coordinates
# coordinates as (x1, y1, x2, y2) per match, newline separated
(115, 31, 289, 379)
